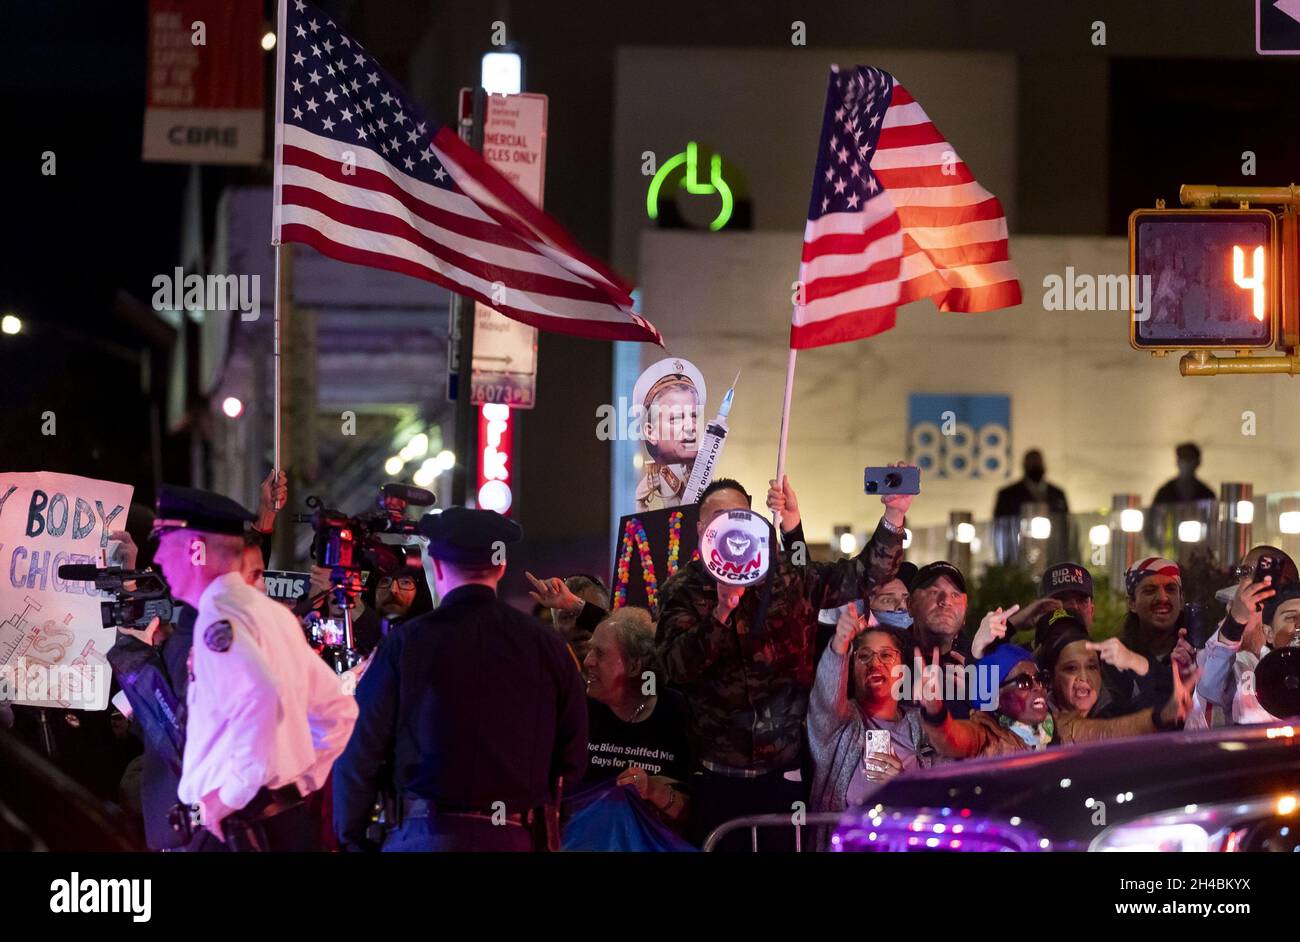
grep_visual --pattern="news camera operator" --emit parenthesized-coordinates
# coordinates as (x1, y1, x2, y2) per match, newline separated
(655, 468, 910, 850)
(291, 483, 437, 670)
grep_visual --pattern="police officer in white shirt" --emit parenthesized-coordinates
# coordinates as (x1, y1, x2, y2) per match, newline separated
(151, 485, 358, 851)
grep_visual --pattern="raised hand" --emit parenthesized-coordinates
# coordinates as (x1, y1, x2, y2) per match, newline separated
(766, 475, 801, 532)
(525, 571, 584, 614)
(879, 460, 916, 526)
(1229, 576, 1274, 626)
(914, 647, 944, 715)
(972, 604, 1020, 659)
(1085, 636, 1149, 676)
(832, 600, 868, 656)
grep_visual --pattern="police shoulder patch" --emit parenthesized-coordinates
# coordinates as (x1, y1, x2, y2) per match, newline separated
(204, 620, 235, 653)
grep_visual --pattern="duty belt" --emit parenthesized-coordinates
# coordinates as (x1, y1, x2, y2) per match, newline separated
(399, 796, 537, 827)
(701, 759, 767, 779)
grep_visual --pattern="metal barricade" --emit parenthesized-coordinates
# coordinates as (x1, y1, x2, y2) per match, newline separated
(701, 811, 846, 852)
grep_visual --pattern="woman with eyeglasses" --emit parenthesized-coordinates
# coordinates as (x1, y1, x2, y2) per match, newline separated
(918, 642, 1192, 761)
(809, 601, 935, 814)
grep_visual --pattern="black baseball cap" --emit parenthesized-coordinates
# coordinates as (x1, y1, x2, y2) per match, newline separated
(1040, 563, 1093, 600)
(1263, 581, 1300, 628)
(912, 561, 966, 594)
(1034, 608, 1091, 673)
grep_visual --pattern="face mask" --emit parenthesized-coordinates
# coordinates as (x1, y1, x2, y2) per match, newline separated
(873, 608, 913, 630)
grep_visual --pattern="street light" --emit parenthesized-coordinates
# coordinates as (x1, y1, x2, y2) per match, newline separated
(1, 314, 21, 335)
(1029, 516, 1052, 540)
(1120, 508, 1144, 533)
(413, 459, 437, 488)
(481, 51, 522, 95)
(1089, 524, 1111, 546)
(1178, 520, 1205, 543)
(384, 456, 404, 476)
(221, 396, 244, 419)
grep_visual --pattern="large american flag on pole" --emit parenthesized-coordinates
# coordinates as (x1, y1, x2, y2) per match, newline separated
(792, 66, 1021, 348)
(272, 0, 662, 344)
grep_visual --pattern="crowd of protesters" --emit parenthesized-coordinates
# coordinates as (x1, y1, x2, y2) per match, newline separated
(5, 457, 1298, 853)
(525, 468, 1299, 850)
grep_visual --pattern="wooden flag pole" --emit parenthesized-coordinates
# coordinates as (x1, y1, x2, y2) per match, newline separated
(772, 345, 798, 532)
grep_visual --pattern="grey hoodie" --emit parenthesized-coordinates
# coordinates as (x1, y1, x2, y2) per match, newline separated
(807, 645, 935, 814)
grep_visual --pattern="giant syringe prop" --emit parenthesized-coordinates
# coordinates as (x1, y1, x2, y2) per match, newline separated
(683, 372, 739, 503)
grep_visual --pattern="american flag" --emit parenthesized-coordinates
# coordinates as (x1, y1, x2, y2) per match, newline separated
(272, 0, 662, 344)
(792, 66, 1021, 348)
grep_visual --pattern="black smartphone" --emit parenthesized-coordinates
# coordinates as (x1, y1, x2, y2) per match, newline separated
(864, 466, 920, 496)
(1253, 555, 1285, 612)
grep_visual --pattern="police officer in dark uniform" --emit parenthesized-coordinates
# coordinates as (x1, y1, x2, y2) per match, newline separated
(333, 507, 588, 852)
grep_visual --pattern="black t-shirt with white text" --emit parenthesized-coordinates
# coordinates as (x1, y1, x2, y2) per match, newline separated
(584, 688, 692, 785)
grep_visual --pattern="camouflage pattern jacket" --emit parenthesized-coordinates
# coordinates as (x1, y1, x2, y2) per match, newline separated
(655, 519, 904, 772)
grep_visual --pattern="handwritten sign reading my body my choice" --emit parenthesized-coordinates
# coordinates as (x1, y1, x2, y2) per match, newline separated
(0, 471, 133, 710)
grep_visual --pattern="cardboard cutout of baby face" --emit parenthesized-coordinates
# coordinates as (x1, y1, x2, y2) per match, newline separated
(632, 357, 706, 511)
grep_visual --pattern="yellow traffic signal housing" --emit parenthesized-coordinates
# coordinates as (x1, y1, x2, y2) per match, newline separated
(1128, 207, 1278, 351)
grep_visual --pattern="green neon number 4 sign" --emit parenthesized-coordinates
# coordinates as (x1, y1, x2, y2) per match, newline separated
(646, 142, 734, 231)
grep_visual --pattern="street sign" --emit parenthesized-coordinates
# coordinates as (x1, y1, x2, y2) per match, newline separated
(1258, 0, 1300, 54)
(466, 91, 548, 409)
(1129, 208, 1278, 350)
(142, 0, 264, 165)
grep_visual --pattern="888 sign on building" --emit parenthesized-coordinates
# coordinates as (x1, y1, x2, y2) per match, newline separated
(906, 394, 1011, 480)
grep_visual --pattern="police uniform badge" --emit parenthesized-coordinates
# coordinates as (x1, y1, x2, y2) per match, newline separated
(204, 620, 234, 653)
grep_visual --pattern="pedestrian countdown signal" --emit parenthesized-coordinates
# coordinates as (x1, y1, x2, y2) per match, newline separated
(1128, 208, 1277, 351)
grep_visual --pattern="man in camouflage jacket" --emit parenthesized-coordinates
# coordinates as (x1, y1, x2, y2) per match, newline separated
(656, 472, 910, 847)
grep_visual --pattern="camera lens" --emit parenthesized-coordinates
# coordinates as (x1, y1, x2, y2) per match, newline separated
(866, 481, 878, 493)
(885, 473, 902, 488)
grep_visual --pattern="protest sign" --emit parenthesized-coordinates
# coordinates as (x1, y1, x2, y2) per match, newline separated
(0, 472, 133, 710)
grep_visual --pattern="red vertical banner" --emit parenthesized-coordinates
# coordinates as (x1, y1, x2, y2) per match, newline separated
(143, 0, 264, 165)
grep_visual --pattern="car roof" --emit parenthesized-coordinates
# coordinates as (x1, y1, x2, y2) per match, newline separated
(854, 723, 1300, 845)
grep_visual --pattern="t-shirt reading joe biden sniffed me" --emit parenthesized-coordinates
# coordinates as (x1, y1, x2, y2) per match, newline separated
(584, 688, 692, 784)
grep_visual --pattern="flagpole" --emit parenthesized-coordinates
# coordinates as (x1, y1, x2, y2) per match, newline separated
(271, 0, 289, 530)
(772, 345, 798, 532)
(273, 244, 285, 476)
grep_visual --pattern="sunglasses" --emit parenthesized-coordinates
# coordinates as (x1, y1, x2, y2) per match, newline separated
(854, 648, 903, 666)
(1000, 670, 1050, 691)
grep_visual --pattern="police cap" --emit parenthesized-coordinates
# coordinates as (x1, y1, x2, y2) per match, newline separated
(152, 484, 256, 537)
(417, 506, 521, 567)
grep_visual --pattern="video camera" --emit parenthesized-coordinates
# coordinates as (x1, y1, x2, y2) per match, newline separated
(296, 482, 435, 577)
(55, 564, 175, 630)
(294, 483, 435, 671)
